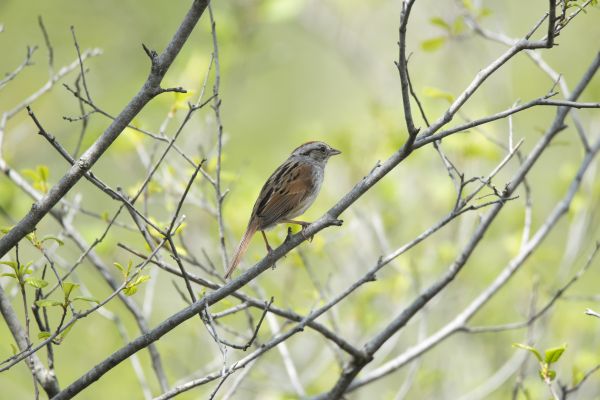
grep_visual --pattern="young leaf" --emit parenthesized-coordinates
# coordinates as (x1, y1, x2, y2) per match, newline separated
(423, 86, 455, 103)
(452, 17, 465, 35)
(572, 365, 584, 386)
(0, 260, 18, 270)
(25, 278, 48, 289)
(37, 165, 49, 182)
(38, 331, 51, 340)
(18, 262, 33, 277)
(124, 285, 138, 296)
(62, 282, 79, 300)
(113, 262, 125, 274)
(57, 322, 75, 341)
(421, 36, 447, 52)
(430, 17, 450, 31)
(462, 0, 475, 12)
(513, 343, 543, 362)
(133, 275, 150, 286)
(545, 344, 567, 364)
(478, 7, 492, 18)
(173, 222, 187, 236)
(21, 169, 39, 182)
(0, 273, 17, 279)
(72, 296, 100, 304)
(125, 260, 133, 276)
(35, 299, 62, 308)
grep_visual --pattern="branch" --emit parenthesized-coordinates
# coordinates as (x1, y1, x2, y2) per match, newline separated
(37, 16, 54, 75)
(0, 45, 37, 91)
(395, 0, 419, 137)
(208, 4, 229, 271)
(313, 50, 600, 399)
(118, 243, 362, 358)
(562, 363, 600, 397)
(0, 279, 60, 396)
(3, 48, 102, 121)
(585, 308, 600, 319)
(0, 0, 211, 258)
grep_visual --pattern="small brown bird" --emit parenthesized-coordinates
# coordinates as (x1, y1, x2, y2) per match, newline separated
(224, 141, 341, 279)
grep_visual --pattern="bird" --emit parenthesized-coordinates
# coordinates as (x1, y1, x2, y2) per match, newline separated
(224, 141, 341, 279)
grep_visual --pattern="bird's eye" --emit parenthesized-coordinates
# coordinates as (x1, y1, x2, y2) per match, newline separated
(319, 145, 327, 152)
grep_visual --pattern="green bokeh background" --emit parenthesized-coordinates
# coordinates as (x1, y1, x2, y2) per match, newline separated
(0, 1, 599, 399)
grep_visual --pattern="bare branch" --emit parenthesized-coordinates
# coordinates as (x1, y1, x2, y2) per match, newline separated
(314, 50, 600, 399)
(0, 0, 211, 258)
(0, 45, 37, 91)
(37, 16, 54, 74)
(585, 308, 600, 319)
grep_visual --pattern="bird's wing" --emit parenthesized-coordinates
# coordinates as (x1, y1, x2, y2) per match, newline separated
(252, 161, 314, 228)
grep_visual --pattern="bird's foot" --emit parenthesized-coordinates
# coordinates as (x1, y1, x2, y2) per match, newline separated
(299, 224, 314, 242)
(284, 227, 293, 243)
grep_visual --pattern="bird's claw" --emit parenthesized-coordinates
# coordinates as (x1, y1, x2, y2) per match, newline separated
(300, 225, 314, 242)
(284, 227, 293, 243)
(265, 247, 277, 270)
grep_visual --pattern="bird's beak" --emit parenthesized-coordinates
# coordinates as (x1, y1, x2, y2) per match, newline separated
(329, 147, 341, 156)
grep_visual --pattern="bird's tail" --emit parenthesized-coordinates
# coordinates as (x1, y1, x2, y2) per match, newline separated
(224, 222, 258, 279)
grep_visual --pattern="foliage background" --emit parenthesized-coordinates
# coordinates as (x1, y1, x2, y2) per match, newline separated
(0, 0, 599, 398)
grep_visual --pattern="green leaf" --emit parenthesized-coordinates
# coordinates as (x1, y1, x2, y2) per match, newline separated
(572, 365, 584, 386)
(25, 232, 38, 246)
(37, 165, 49, 181)
(113, 262, 125, 273)
(545, 344, 567, 364)
(0, 260, 18, 270)
(20, 267, 33, 276)
(430, 17, 450, 31)
(123, 285, 138, 296)
(21, 169, 39, 181)
(25, 278, 48, 288)
(125, 260, 133, 276)
(452, 17, 466, 35)
(421, 36, 447, 52)
(62, 282, 79, 300)
(58, 323, 75, 341)
(423, 86, 455, 103)
(133, 274, 150, 285)
(547, 369, 557, 381)
(478, 7, 493, 18)
(0, 273, 17, 279)
(513, 343, 543, 362)
(72, 296, 99, 304)
(173, 222, 187, 236)
(462, 0, 475, 12)
(147, 181, 163, 195)
(40, 236, 64, 246)
(38, 331, 51, 340)
(35, 299, 62, 308)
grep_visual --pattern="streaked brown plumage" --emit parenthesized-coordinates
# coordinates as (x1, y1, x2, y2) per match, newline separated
(224, 141, 341, 279)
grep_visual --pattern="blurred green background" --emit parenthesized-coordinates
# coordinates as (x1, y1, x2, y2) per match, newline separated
(1, 0, 599, 399)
